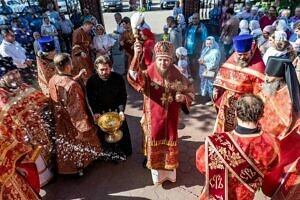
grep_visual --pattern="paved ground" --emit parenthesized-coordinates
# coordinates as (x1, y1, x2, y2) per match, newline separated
(44, 45, 217, 199)
(44, 5, 218, 199)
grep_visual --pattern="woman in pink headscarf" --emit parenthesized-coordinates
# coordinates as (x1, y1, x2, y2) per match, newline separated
(140, 28, 155, 69)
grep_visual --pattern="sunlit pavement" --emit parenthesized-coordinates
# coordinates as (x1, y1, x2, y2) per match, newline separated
(44, 3, 218, 199)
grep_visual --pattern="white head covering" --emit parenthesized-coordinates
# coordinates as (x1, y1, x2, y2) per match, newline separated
(276, 19, 288, 31)
(177, 14, 185, 25)
(274, 30, 287, 41)
(249, 20, 260, 31)
(251, 6, 258, 11)
(239, 20, 249, 29)
(175, 47, 187, 56)
(258, 7, 265, 14)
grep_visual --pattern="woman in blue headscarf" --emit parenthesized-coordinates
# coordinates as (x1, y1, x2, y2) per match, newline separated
(198, 36, 221, 105)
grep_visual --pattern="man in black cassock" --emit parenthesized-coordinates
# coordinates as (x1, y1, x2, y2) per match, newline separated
(86, 55, 132, 159)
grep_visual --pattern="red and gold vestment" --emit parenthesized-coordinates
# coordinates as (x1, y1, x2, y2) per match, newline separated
(213, 50, 265, 132)
(0, 137, 41, 200)
(128, 63, 194, 170)
(196, 131, 279, 200)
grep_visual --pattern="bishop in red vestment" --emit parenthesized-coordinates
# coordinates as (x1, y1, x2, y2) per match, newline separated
(196, 94, 279, 200)
(128, 41, 195, 184)
(213, 35, 265, 133)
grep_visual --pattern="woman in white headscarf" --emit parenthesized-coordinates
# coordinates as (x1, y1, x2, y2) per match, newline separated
(93, 24, 116, 60)
(263, 31, 296, 65)
(259, 25, 276, 55)
(40, 15, 61, 53)
(239, 20, 250, 35)
(274, 19, 292, 39)
(198, 36, 221, 105)
(177, 14, 186, 37)
(249, 20, 264, 45)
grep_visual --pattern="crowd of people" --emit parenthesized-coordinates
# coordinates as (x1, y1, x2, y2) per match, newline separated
(1, 0, 300, 199)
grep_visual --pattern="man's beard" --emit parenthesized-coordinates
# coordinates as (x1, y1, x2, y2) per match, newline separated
(99, 74, 110, 81)
(261, 79, 282, 97)
(157, 67, 169, 78)
(236, 58, 249, 68)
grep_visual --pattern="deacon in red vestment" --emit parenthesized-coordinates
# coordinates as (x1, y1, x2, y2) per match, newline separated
(0, 136, 41, 200)
(0, 56, 53, 187)
(213, 34, 265, 133)
(36, 36, 56, 97)
(48, 53, 102, 175)
(258, 56, 300, 199)
(128, 41, 195, 184)
(196, 94, 279, 200)
(71, 18, 95, 83)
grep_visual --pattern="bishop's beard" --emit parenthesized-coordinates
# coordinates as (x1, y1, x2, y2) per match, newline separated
(261, 79, 282, 97)
(157, 66, 169, 78)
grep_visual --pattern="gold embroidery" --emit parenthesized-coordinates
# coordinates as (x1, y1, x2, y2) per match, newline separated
(209, 175, 224, 189)
(208, 152, 224, 170)
(150, 81, 160, 90)
(229, 152, 245, 167)
(160, 93, 173, 105)
(240, 168, 257, 180)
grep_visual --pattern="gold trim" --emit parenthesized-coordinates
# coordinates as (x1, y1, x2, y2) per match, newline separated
(207, 133, 263, 193)
(222, 63, 265, 80)
(0, 87, 36, 123)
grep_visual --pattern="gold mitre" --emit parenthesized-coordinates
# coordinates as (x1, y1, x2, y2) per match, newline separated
(154, 41, 174, 59)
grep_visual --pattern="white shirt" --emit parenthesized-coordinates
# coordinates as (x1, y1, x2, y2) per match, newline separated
(0, 40, 27, 68)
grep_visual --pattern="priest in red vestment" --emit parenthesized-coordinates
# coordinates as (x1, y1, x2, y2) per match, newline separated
(128, 41, 195, 184)
(48, 53, 102, 175)
(196, 94, 279, 200)
(0, 136, 41, 200)
(0, 56, 53, 187)
(213, 34, 265, 133)
(36, 36, 56, 97)
(259, 56, 300, 199)
(71, 18, 95, 83)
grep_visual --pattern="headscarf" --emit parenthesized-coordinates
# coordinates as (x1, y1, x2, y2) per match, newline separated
(275, 19, 288, 31)
(265, 56, 300, 113)
(263, 25, 276, 34)
(201, 36, 219, 56)
(177, 14, 185, 25)
(274, 30, 287, 42)
(239, 20, 249, 29)
(249, 20, 260, 31)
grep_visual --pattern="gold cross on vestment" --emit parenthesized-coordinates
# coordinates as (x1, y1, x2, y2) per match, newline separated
(215, 134, 224, 142)
(160, 93, 173, 105)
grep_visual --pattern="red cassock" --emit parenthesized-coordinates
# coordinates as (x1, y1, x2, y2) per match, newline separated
(71, 27, 94, 82)
(213, 48, 265, 133)
(48, 74, 102, 174)
(196, 131, 279, 200)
